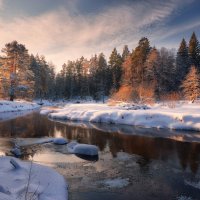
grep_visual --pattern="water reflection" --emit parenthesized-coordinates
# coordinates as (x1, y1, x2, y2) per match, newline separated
(75, 154, 99, 161)
(0, 112, 200, 173)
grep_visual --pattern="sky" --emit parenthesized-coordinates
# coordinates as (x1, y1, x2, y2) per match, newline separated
(0, 0, 200, 71)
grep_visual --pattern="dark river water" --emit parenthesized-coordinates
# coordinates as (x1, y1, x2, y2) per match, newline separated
(0, 111, 200, 200)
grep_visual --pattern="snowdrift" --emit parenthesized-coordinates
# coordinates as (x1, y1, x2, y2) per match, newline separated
(0, 156, 68, 200)
(47, 103, 200, 131)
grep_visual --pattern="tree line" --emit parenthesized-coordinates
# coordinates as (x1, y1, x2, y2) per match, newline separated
(0, 32, 200, 102)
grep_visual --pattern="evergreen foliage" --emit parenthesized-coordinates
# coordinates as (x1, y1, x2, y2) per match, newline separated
(122, 45, 130, 61)
(131, 37, 151, 86)
(189, 32, 200, 69)
(109, 48, 123, 92)
(176, 38, 190, 88)
(181, 66, 200, 101)
(0, 32, 200, 102)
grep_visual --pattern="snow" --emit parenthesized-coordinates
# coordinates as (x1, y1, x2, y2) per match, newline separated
(53, 138, 68, 145)
(0, 156, 67, 200)
(177, 196, 192, 200)
(40, 109, 54, 115)
(67, 141, 79, 153)
(15, 137, 68, 147)
(40, 107, 61, 115)
(0, 100, 40, 114)
(10, 147, 22, 157)
(101, 178, 129, 188)
(14, 138, 98, 156)
(47, 102, 200, 131)
(67, 141, 99, 156)
(185, 180, 200, 190)
(34, 100, 57, 106)
(15, 138, 54, 147)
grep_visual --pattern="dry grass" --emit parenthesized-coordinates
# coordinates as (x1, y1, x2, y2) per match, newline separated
(160, 92, 182, 108)
(109, 85, 134, 103)
(109, 84, 155, 105)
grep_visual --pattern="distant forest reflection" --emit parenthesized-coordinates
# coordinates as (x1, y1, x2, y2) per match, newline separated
(0, 111, 200, 174)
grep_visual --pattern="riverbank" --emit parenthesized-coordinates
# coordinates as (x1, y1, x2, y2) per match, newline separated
(0, 110, 200, 200)
(44, 102, 200, 131)
(0, 100, 40, 113)
(0, 156, 67, 200)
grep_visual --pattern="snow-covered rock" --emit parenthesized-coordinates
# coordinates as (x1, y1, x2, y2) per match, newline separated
(67, 141, 79, 153)
(73, 144, 98, 156)
(67, 142, 98, 156)
(0, 156, 68, 200)
(10, 147, 22, 157)
(53, 138, 68, 145)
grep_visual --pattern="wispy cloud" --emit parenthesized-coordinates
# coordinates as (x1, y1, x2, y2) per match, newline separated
(0, 0, 194, 71)
(0, 0, 4, 9)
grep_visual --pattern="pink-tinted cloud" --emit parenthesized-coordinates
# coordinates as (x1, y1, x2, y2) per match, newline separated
(0, 0, 194, 71)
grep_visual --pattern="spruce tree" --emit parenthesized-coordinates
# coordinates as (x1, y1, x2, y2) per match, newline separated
(122, 45, 130, 61)
(181, 66, 200, 101)
(122, 55, 132, 85)
(96, 53, 108, 102)
(176, 38, 190, 88)
(156, 48, 176, 96)
(189, 32, 200, 69)
(145, 47, 159, 83)
(131, 37, 151, 86)
(89, 54, 99, 99)
(109, 48, 123, 92)
(65, 61, 75, 99)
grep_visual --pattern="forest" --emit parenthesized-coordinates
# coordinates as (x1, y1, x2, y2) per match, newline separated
(0, 32, 200, 103)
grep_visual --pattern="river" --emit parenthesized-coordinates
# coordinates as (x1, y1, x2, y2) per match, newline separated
(0, 111, 200, 200)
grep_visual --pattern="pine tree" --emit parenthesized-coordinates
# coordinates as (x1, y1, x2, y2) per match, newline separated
(189, 32, 200, 69)
(55, 73, 64, 99)
(156, 48, 176, 97)
(181, 66, 200, 101)
(81, 58, 90, 98)
(176, 38, 190, 88)
(97, 53, 108, 102)
(109, 48, 123, 92)
(1, 41, 34, 100)
(145, 47, 159, 84)
(65, 61, 75, 99)
(0, 57, 10, 98)
(46, 62, 56, 99)
(122, 45, 130, 61)
(122, 55, 132, 85)
(89, 54, 99, 99)
(131, 37, 151, 86)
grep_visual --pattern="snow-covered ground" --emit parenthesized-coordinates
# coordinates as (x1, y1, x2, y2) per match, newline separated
(0, 156, 67, 200)
(0, 100, 40, 113)
(0, 100, 41, 121)
(101, 178, 130, 188)
(41, 102, 200, 131)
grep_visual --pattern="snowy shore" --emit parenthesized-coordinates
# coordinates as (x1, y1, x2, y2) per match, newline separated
(0, 156, 67, 200)
(0, 100, 41, 121)
(44, 102, 200, 131)
(0, 100, 40, 113)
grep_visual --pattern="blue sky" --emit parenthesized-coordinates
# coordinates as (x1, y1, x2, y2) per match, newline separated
(0, 0, 199, 71)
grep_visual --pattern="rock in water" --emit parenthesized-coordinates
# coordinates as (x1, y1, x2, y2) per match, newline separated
(73, 144, 98, 156)
(10, 147, 22, 157)
(53, 138, 68, 145)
